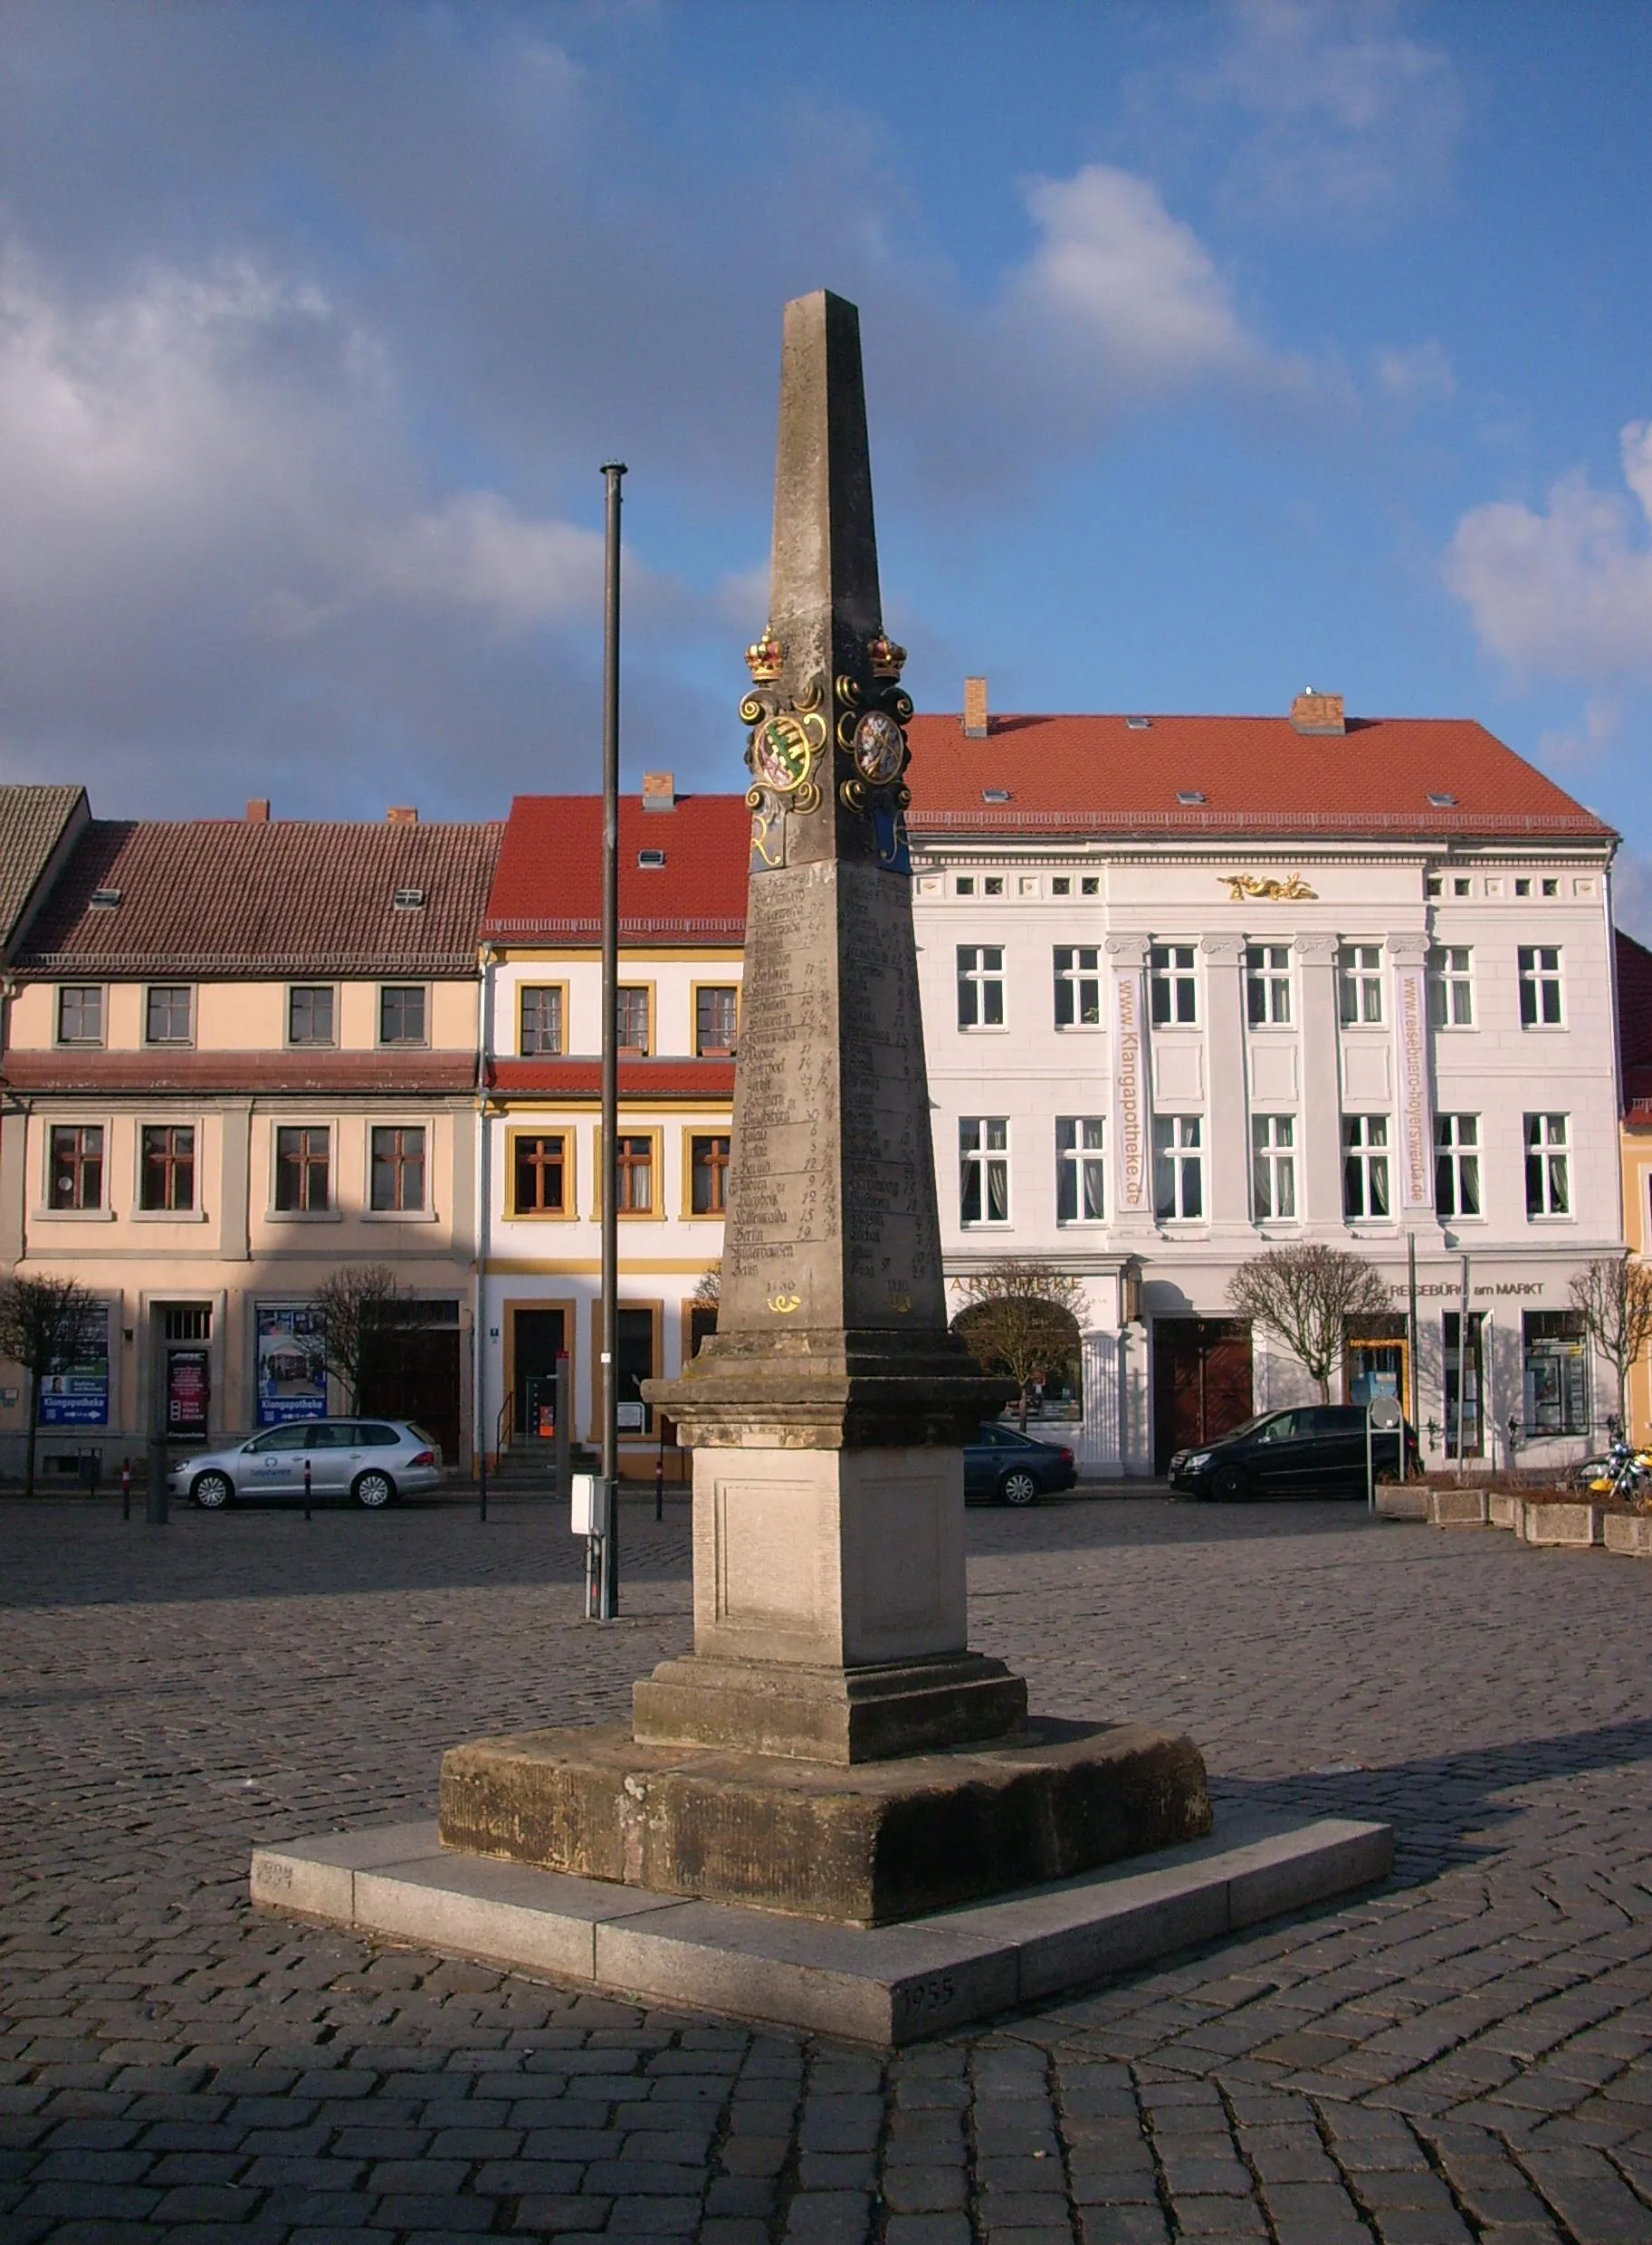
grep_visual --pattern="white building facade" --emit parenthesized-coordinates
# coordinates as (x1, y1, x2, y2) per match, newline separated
(905, 695, 1624, 1476)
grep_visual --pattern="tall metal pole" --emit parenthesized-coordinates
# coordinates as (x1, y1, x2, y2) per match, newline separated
(597, 461, 625, 1619)
(1406, 1229, 1418, 1463)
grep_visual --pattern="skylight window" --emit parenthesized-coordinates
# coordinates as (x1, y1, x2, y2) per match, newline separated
(981, 788, 1011, 804)
(1177, 790, 1205, 806)
(392, 885, 426, 910)
(89, 888, 121, 909)
(636, 848, 666, 869)
(1428, 791, 1457, 807)
(1126, 716, 1151, 730)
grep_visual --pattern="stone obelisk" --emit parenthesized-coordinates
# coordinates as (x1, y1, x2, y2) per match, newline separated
(631, 289, 1026, 1764)
(437, 291, 1210, 1928)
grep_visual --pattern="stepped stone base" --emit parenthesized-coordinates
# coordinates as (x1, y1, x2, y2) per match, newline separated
(633, 1651, 1027, 1764)
(437, 1715, 1213, 1927)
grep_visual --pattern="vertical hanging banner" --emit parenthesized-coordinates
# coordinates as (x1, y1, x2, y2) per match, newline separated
(255, 1304, 328, 1426)
(39, 1303, 110, 1425)
(1111, 963, 1148, 1215)
(167, 1347, 210, 1439)
(1392, 957, 1432, 1210)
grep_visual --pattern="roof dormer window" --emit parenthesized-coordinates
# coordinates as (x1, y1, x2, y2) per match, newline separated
(1427, 791, 1456, 807)
(1126, 716, 1151, 731)
(636, 848, 666, 869)
(981, 788, 1010, 804)
(89, 887, 120, 910)
(392, 885, 426, 910)
(1177, 790, 1205, 806)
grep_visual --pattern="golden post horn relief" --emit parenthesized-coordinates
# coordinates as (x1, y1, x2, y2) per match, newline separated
(1219, 872, 1316, 902)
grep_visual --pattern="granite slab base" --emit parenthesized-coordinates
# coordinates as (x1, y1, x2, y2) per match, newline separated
(437, 1717, 1213, 1925)
(251, 1809, 1393, 2045)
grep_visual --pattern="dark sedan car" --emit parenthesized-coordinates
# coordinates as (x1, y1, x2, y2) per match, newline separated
(964, 1422, 1078, 1506)
(1169, 1404, 1420, 1500)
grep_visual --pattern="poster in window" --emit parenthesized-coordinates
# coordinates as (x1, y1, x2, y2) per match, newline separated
(167, 1347, 210, 1439)
(255, 1304, 328, 1426)
(39, 1303, 110, 1426)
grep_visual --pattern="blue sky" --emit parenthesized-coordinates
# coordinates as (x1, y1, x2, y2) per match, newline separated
(2, 3, 1650, 916)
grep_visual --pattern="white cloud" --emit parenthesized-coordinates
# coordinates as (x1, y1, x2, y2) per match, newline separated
(1444, 422, 1652, 681)
(1014, 166, 1264, 392)
(1537, 696, 1621, 770)
(1375, 339, 1456, 406)
(0, 237, 645, 809)
(1203, 0, 1462, 226)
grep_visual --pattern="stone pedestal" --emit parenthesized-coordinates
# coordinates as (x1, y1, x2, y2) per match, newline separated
(438, 1718, 1212, 1927)
(630, 1446, 1025, 1762)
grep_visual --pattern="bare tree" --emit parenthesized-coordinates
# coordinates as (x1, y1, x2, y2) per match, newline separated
(952, 1259, 1087, 1430)
(691, 1261, 721, 1317)
(1568, 1257, 1652, 1432)
(0, 1275, 101, 1497)
(310, 1265, 405, 1412)
(1226, 1244, 1390, 1404)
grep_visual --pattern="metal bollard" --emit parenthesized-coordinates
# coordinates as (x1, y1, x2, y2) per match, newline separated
(479, 1447, 488, 1523)
(303, 1455, 311, 1523)
(654, 1434, 664, 1524)
(121, 1457, 131, 1522)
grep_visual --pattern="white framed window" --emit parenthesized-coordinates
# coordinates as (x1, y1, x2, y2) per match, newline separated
(1152, 1114, 1202, 1221)
(139, 1124, 196, 1212)
(1054, 946, 1102, 1029)
(960, 1118, 1009, 1225)
(1524, 1113, 1570, 1218)
(1055, 1117, 1105, 1224)
(957, 946, 1005, 1030)
(288, 985, 336, 1047)
(1149, 945, 1197, 1027)
(1435, 1113, 1481, 1218)
(1428, 946, 1474, 1027)
(48, 1123, 104, 1210)
(370, 1125, 427, 1214)
(1244, 945, 1291, 1027)
(1518, 946, 1562, 1027)
(379, 983, 429, 1046)
(1251, 1114, 1296, 1220)
(275, 1125, 331, 1214)
(57, 986, 104, 1046)
(145, 984, 194, 1046)
(1337, 945, 1384, 1025)
(1342, 1113, 1390, 1219)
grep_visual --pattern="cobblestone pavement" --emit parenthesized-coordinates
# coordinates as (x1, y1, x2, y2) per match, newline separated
(5, 1489, 1652, 2243)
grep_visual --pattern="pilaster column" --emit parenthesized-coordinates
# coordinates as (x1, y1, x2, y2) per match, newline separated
(1295, 933, 1343, 1227)
(219, 1101, 252, 1261)
(1200, 934, 1248, 1227)
(1105, 935, 1153, 1233)
(1388, 933, 1434, 1218)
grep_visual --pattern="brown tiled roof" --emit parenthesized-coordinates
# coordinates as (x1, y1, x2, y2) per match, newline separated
(0, 786, 86, 951)
(3, 1052, 477, 1096)
(487, 1057, 735, 1099)
(15, 818, 501, 977)
(903, 713, 1616, 840)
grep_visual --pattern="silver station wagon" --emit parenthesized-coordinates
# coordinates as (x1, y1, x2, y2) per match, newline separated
(169, 1419, 444, 1510)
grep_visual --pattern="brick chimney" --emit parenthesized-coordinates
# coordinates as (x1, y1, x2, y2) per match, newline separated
(963, 676, 988, 739)
(387, 806, 418, 825)
(641, 770, 676, 813)
(245, 798, 270, 824)
(1289, 688, 1345, 735)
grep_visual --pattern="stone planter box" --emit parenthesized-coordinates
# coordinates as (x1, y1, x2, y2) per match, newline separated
(1488, 1491, 1520, 1530)
(1375, 1485, 1428, 1521)
(1603, 1512, 1652, 1557)
(1428, 1488, 1491, 1528)
(1518, 1500, 1603, 1548)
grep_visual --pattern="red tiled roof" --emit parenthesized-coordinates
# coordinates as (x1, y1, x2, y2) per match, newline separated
(1618, 928, 1652, 1120)
(15, 819, 502, 976)
(2, 1052, 477, 1095)
(902, 714, 1615, 839)
(487, 1058, 735, 1100)
(483, 796, 749, 939)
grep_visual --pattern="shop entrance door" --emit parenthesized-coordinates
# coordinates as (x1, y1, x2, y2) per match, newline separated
(512, 1308, 567, 1439)
(1152, 1318, 1254, 1473)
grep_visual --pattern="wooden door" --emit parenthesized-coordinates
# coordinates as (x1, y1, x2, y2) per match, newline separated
(1153, 1318, 1254, 1472)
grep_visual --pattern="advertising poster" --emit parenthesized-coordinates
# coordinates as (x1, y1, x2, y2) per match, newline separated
(167, 1347, 210, 1439)
(39, 1303, 110, 1426)
(255, 1304, 327, 1426)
